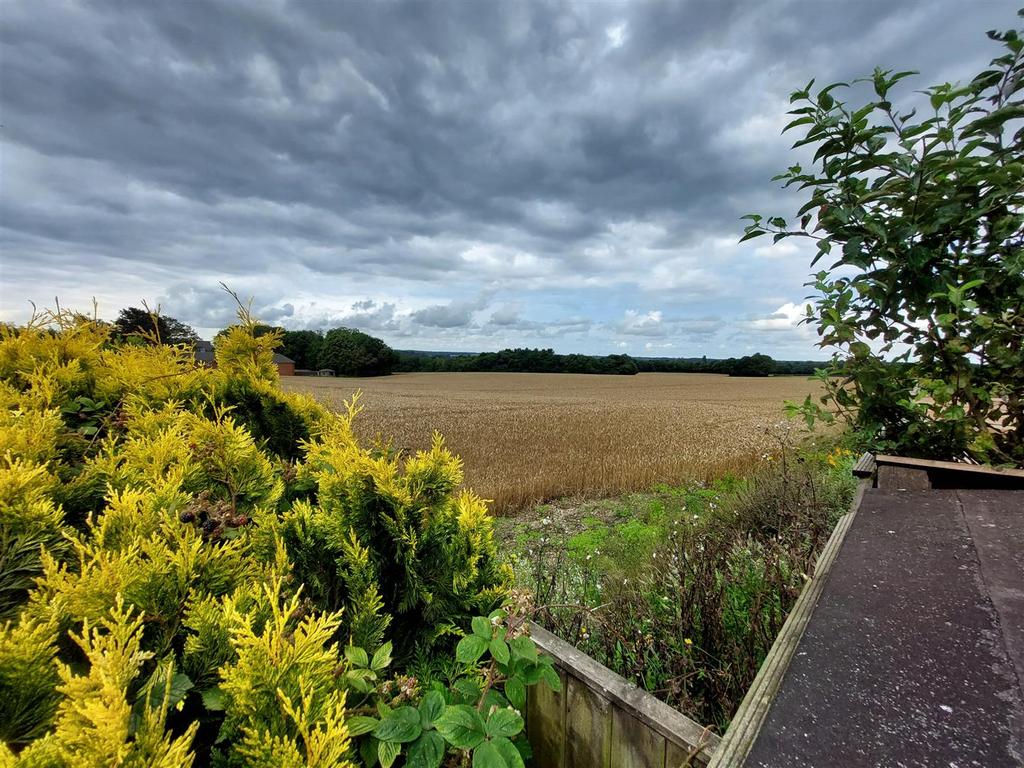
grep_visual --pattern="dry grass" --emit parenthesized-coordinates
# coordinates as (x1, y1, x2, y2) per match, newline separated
(283, 372, 824, 514)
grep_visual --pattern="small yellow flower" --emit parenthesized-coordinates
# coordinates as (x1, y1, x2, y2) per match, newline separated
(684, 638, 693, 647)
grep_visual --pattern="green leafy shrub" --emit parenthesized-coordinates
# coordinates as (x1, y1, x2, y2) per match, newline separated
(743, 14, 1024, 465)
(0, 303, 550, 766)
(517, 439, 856, 729)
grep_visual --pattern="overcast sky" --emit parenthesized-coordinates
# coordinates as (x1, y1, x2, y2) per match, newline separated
(0, 1, 1013, 357)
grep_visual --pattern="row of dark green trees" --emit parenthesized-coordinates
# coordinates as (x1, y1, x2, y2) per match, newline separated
(395, 349, 822, 377)
(110, 307, 822, 378)
(109, 310, 394, 377)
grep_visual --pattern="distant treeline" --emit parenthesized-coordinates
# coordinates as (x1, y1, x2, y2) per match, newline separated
(108, 309, 826, 378)
(395, 348, 640, 375)
(396, 348, 825, 377)
(636, 353, 826, 376)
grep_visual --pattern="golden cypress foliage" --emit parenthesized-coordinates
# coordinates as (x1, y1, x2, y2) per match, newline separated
(0, 304, 507, 764)
(0, 616, 60, 746)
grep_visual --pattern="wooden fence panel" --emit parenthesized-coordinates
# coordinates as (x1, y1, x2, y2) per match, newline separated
(610, 707, 667, 767)
(527, 625, 719, 767)
(527, 665, 566, 768)
(565, 675, 611, 768)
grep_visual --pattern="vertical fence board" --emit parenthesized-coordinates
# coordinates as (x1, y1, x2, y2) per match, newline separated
(527, 666, 566, 768)
(610, 706, 667, 768)
(565, 676, 611, 768)
(667, 738, 702, 767)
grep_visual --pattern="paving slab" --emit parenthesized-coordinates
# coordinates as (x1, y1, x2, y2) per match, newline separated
(744, 488, 1024, 768)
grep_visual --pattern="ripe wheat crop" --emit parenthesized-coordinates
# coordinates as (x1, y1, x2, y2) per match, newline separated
(283, 372, 824, 514)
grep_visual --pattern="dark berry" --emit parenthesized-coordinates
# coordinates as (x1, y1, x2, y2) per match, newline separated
(201, 519, 218, 535)
(179, 510, 196, 523)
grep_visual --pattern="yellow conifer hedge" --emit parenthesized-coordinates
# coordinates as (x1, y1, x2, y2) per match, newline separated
(0, 306, 522, 767)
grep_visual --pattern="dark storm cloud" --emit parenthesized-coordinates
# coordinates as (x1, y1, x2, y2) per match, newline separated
(0, 0, 1014, 354)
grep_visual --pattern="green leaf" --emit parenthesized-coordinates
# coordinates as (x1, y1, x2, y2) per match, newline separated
(451, 678, 481, 705)
(406, 731, 446, 768)
(504, 677, 526, 711)
(378, 739, 402, 768)
(348, 716, 380, 737)
(345, 672, 371, 694)
(456, 634, 489, 664)
(201, 686, 225, 711)
(520, 662, 545, 685)
(783, 115, 815, 132)
(540, 664, 561, 692)
(739, 229, 766, 243)
(489, 637, 510, 665)
(493, 736, 526, 768)
(435, 704, 487, 750)
(482, 688, 511, 713)
(419, 690, 446, 730)
(371, 641, 393, 671)
(850, 341, 871, 359)
(509, 637, 537, 663)
(360, 736, 380, 767)
(472, 616, 493, 640)
(148, 671, 193, 711)
(375, 706, 422, 743)
(472, 740, 507, 768)
(345, 645, 370, 668)
(486, 707, 524, 739)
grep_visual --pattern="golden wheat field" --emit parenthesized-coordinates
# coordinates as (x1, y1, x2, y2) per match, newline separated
(283, 372, 824, 514)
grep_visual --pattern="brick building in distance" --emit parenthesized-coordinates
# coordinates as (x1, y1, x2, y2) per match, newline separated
(193, 340, 295, 376)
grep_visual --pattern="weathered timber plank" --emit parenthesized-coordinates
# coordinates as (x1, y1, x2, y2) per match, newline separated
(609, 706, 667, 768)
(877, 463, 932, 490)
(531, 625, 718, 760)
(667, 737, 714, 768)
(874, 454, 1024, 490)
(527, 665, 566, 768)
(851, 452, 875, 478)
(565, 675, 611, 768)
(875, 454, 1024, 478)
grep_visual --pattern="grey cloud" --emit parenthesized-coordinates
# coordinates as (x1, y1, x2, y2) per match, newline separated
(158, 283, 289, 331)
(412, 300, 484, 329)
(617, 310, 667, 337)
(483, 314, 593, 337)
(489, 305, 523, 326)
(0, 0, 1013, 355)
(337, 300, 401, 332)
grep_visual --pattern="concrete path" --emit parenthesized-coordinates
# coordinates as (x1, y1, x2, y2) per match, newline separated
(744, 489, 1024, 767)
